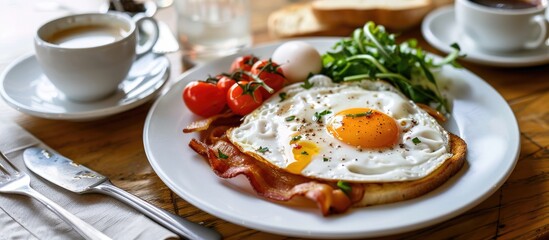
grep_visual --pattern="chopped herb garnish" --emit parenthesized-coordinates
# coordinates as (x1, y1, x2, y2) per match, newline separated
(257, 146, 269, 153)
(337, 180, 352, 195)
(323, 157, 329, 162)
(285, 115, 296, 121)
(301, 151, 309, 155)
(412, 137, 421, 145)
(312, 110, 332, 122)
(217, 149, 228, 159)
(279, 92, 287, 102)
(300, 78, 314, 89)
(292, 135, 302, 142)
(345, 110, 373, 118)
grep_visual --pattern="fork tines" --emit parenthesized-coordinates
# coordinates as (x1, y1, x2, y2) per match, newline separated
(0, 151, 20, 177)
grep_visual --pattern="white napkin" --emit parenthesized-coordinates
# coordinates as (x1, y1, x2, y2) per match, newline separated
(0, 121, 178, 240)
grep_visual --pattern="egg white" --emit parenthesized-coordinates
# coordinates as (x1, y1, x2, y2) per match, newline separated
(228, 75, 452, 182)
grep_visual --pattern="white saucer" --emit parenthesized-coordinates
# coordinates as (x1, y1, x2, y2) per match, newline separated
(0, 53, 170, 121)
(422, 6, 549, 67)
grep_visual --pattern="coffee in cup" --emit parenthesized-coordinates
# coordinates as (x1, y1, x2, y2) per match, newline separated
(470, 0, 543, 9)
(46, 25, 128, 48)
(455, 0, 548, 52)
(34, 12, 159, 102)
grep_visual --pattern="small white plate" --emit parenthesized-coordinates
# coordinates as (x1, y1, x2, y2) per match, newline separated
(143, 38, 520, 238)
(422, 6, 549, 67)
(0, 53, 169, 121)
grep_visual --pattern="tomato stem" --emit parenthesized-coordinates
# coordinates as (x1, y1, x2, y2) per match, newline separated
(242, 71, 274, 93)
(237, 81, 262, 103)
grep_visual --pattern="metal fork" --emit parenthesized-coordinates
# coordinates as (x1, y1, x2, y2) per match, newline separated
(0, 151, 111, 240)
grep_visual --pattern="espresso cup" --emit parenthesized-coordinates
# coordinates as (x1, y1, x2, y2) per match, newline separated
(34, 12, 159, 102)
(455, 0, 548, 52)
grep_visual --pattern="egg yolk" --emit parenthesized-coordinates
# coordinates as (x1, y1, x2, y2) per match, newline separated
(287, 140, 319, 174)
(327, 108, 399, 149)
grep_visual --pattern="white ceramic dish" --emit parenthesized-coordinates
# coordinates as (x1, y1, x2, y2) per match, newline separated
(422, 6, 549, 67)
(0, 53, 169, 121)
(143, 38, 520, 238)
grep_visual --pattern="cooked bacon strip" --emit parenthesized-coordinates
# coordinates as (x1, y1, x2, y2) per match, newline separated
(291, 182, 353, 214)
(183, 112, 236, 133)
(189, 138, 364, 216)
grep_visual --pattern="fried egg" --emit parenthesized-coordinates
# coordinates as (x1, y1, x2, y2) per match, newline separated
(227, 75, 452, 182)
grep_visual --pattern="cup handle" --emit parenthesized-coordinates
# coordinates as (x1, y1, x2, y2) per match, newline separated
(524, 15, 547, 49)
(133, 13, 160, 58)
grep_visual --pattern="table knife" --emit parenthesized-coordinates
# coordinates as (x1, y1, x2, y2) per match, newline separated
(23, 147, 221, 240)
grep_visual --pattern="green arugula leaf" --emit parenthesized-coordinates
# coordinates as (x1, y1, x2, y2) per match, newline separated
(320, 21, 463, 113)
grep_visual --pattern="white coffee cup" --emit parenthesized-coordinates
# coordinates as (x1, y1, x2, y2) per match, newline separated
(34, 12, 159, 102)
(455, 0, 548, 52)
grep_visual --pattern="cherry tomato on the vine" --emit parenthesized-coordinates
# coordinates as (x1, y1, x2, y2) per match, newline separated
(216, 75, 237, 94)
(229, 55, 259, 73)
(229, 55, 260, 82)
(227, 81, 263, 116)
(183, 81, 226, 118)
(251, 59, 286, 99)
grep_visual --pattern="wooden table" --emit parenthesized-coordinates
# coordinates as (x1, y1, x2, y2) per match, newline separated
(1, 0, 548, 239)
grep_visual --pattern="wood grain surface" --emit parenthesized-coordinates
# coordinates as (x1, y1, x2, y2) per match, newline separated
(1, 0, 548, 239)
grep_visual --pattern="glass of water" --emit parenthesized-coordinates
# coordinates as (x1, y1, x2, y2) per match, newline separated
(175, 0, 252, 61)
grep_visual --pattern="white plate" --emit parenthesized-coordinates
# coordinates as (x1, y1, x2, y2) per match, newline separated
(0, 53, 169, 121)
(422, 6, 549, 67)
(143, 38, 520, 238)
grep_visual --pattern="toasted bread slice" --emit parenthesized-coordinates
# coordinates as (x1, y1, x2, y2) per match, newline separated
(311, 0, 434, 30)
(356, 133, 466, 206)
(267, 0, 455, 39)
(267, 3, 356, 38)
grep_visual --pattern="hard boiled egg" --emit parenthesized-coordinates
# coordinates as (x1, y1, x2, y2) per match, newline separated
(271, 41, 322, 83)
